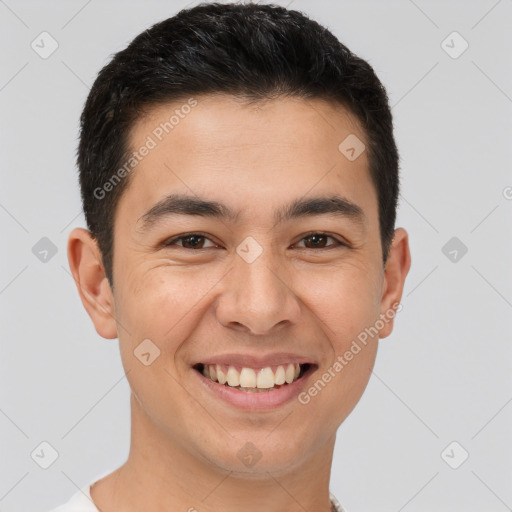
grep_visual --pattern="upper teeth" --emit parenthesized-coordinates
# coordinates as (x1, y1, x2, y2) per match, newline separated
(201, 363, 301, 388)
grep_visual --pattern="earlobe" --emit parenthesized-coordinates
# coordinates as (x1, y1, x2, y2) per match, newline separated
(378, 227, 411, 339)
(67, 227, 118, 339)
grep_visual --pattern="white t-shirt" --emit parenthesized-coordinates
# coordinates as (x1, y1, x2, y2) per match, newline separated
(47, 470, 348, 512)
(46, 468, 112, 512)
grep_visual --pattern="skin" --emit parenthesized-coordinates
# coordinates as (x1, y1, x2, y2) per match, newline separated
(67, 94, 411, 512)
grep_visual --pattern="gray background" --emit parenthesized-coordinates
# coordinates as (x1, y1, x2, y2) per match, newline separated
(1, 0, 511, 511)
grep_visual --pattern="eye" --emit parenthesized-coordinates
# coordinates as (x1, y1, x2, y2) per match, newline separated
(294, 232, 346, 250)
(163, 233, 217, 250)
(163, 232, 346, 251)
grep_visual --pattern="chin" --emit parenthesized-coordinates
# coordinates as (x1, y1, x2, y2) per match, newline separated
(195, 436, 314, 477)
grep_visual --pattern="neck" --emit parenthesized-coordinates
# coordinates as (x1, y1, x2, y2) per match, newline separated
(91, 393, 336, 512)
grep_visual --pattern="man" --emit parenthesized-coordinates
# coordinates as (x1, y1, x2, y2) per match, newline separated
(52, 2, 411, 511)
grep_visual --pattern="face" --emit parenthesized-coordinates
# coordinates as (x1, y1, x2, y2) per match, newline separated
(69, 94, 410, 476)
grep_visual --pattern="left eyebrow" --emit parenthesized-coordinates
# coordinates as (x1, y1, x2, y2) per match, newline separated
(136, 193, 367, 232)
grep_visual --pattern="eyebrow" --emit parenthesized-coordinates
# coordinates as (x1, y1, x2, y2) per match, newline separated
(136, 193, 366, 231)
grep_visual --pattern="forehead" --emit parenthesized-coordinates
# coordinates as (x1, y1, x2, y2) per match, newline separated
(118, 94, 377, 230)
(133, 94, 366, 156)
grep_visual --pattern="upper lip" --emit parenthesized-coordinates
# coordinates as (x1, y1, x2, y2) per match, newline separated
(192, 352, 317, 369)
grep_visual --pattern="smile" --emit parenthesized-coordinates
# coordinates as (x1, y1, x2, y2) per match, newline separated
(194, 362, 310, 390)
(192, 362, 317, 409)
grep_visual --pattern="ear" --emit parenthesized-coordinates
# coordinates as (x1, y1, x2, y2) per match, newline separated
(67, 227, 118, 339)
(378, 227, 411, 339)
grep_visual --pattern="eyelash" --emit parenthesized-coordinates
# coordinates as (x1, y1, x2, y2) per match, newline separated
(162, 232, 347, 251)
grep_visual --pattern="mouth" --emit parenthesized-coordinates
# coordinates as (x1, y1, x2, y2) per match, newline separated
(192, 362, 316, 393)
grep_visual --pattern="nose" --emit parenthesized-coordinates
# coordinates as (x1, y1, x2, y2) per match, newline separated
(214, 248, 302, 335)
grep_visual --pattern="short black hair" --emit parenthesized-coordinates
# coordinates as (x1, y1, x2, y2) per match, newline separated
(77, 1, 400, 288)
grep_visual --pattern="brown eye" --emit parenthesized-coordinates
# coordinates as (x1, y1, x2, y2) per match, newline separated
(295, 233, 344, 249)
(164, 234, 216, 249)
(162, 232, 346, 251)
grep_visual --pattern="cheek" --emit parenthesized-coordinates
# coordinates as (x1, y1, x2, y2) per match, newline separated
(116, 266, 221, 360)
(125, 267, 194, 319)
(322, 269, 381, 415)
(302, 264, 381, 340)
(114, 271, 198, 418)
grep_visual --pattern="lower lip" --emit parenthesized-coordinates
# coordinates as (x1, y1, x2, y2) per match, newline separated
(192, 365, 316, 411)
